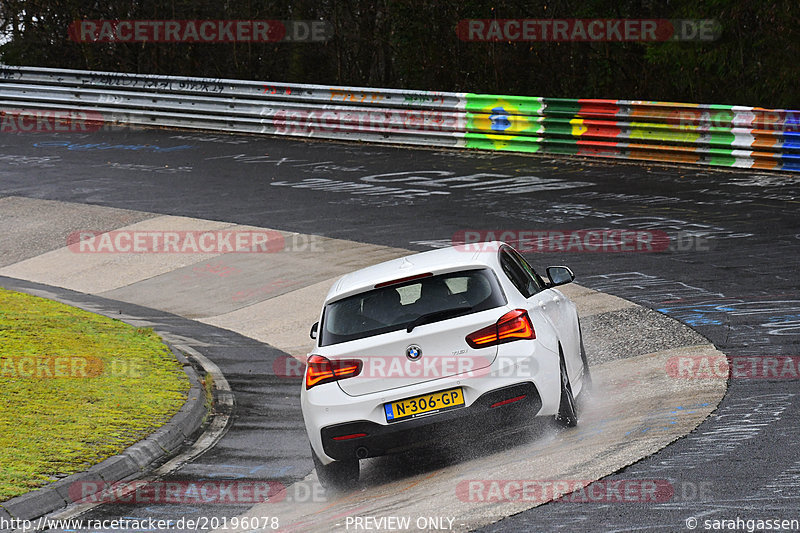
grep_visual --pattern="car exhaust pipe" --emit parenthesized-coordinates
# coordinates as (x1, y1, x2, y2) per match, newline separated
(355, 447, 369, 459)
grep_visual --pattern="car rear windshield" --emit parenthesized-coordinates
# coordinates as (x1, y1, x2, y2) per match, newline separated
(319, 268, 507, 346)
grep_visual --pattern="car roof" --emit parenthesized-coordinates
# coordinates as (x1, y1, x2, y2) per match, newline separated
(326, 241, 505, 302)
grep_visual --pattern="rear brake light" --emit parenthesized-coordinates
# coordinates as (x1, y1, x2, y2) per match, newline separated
(305, 355, 363, 389)
(465, 309, 535, 348)
(374, 272, 432, 288)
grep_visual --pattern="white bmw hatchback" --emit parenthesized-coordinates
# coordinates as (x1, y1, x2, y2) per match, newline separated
(301, 241, 590, 489)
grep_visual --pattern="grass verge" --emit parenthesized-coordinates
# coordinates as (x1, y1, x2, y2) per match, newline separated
(0, 288, 190, 501)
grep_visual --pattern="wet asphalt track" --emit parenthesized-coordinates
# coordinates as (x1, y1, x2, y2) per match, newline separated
(1, 127, 799, 532)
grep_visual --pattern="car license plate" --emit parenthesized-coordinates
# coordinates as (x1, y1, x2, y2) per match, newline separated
(384, 387, 464, 423)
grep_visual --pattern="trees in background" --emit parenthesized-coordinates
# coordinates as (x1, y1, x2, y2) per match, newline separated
(1, 0, 797, 108)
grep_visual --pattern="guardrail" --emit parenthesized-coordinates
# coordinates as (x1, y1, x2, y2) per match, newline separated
(2, 65, 798, 172)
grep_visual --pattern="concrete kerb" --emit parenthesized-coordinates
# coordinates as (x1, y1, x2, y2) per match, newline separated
(0, 286, 211, 526)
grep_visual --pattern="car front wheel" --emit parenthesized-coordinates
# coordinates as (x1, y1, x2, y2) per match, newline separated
(554, 347, 578, 428)
(578, 319, 592, 392)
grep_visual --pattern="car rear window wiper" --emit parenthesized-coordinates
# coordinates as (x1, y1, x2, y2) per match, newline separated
(406, 306, 473, 333)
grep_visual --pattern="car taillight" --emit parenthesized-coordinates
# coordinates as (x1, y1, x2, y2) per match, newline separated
(465, 309, 535, 348)
(305, 355, 363, 389)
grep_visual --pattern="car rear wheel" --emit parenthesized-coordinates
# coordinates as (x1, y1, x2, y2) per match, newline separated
(554, 347, 578, 428)
(311, 446, 359, 491)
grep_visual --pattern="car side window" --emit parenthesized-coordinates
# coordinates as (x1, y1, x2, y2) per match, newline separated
(508, 249, 545, 294)
(500, 250, 537, 298)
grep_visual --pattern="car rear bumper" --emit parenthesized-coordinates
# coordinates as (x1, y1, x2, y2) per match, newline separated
(320, 382, 541, 461)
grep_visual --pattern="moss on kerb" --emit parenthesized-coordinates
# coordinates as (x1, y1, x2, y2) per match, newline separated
(0, 287, 190, 501)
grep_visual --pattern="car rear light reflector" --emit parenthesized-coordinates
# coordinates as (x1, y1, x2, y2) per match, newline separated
(305, 354, 363, 389)
(490, 394, 527, 408)
(465, 309, 536, 348)
(332, 433, 368, 441)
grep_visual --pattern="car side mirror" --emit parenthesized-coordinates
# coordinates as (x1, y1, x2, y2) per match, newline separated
(546, 266, 575, 287)
(310, 322, 319, 340)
